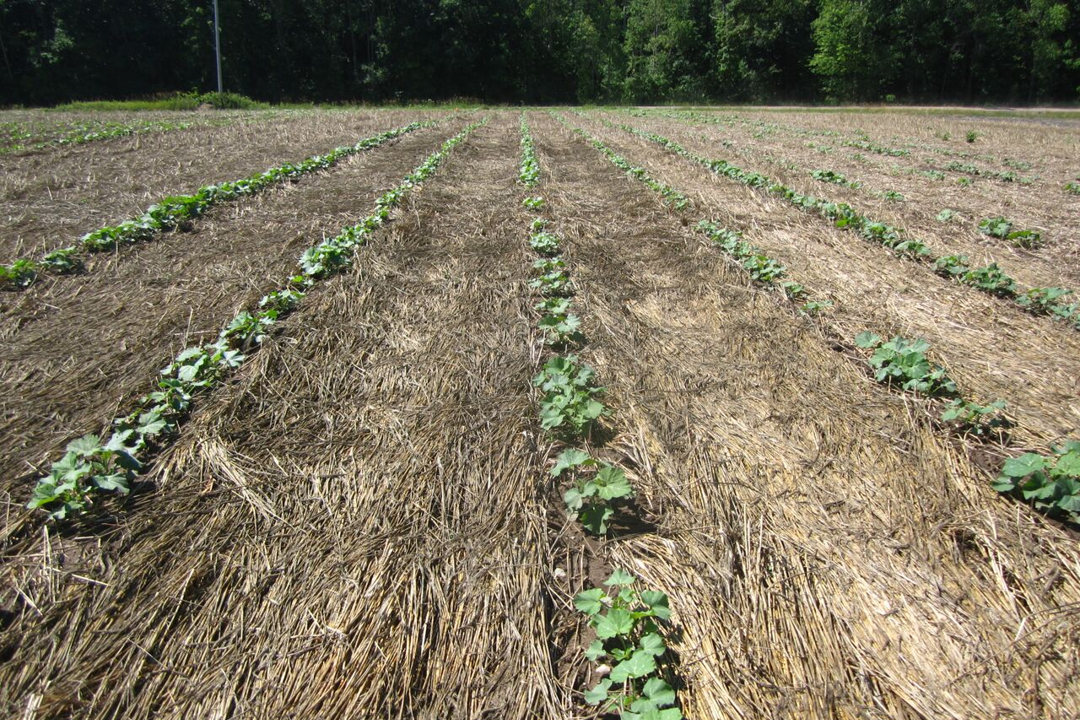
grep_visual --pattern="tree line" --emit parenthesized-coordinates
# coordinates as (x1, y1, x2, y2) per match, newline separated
(2, 0, 1078, 106)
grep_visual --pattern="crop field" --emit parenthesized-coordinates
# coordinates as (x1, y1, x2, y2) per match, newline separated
(0, 107, 1078, 720)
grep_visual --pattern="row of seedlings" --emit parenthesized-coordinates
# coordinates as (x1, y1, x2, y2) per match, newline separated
(0, 119, 441, 290)
(519, 113, 684, 720)
(555, 112, 1080, 528)
(0, 118, 198, 154)
(26, 119, 487, 521)
(653, 108, 1019, 175)
(596, 114, 1080, 331)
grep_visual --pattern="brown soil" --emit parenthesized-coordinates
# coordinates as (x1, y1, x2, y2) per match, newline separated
(0, 109, 445, 259)
(0, 124, 453, 493)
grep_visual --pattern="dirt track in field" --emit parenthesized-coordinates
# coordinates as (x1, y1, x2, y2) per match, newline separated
(0, 109, 445, 259)
(0, 116, 570, 719)
(569, 112, 1080, 448)
(615, 111, 1080, 290)
(0, 123, 453, 493)
(532, 111, 1080, 719)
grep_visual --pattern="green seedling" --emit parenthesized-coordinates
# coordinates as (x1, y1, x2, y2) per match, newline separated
(575, 570, 681, 719)
(533, 355, 606, 437)
(994, 442, 1080, 523)
(552, 449, 634, 535)
(855, 332, 957, 396)
(530, 231, 561, 256)
(941, 398, 1008, 436)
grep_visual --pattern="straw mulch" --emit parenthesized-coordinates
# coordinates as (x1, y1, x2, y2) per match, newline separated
(572, 111, 1080, 450)
(0, 124, 449, 497)
(614, 110, 1080, 294)
(533, 111, 1080, 719)
(0, 116, 569, 719)
(0, 109, 447, 260)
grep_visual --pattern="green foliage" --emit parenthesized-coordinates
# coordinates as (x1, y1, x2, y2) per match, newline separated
(554, 450, 634, 535)
(811, 168, 849, 184)
(533, 355, 606, 437)
(1065, 181, 1080, 195)
(936, 209, 957, 223)
(994, 442, 1080, 523)
(0, 259, 39, 288)
(978, 216, 1013, 238)
(941, 398, 1008, 436)
(538, 299, 585, 347)
(933, 254, 969, 278)
(530, 231, 561, 256)
(1015, 287, 1077, 320)
(40, 247, 81, 273)
(576, 570, 681, 719)
(962, 263, 1016, 297)
(529, 269, 574, 297)
(966, 130, 979, 143)
(519, 114, 540, 187)
(855, 332, 957, 396)
(523, 196, 546, 210)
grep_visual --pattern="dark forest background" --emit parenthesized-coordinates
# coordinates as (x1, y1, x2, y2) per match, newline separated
(1, 0, 1078, 106)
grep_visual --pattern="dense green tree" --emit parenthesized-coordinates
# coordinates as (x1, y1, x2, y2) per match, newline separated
(713, 0, 817, 101)
(0, 0, 1077, 105)
(623, 0, 711, 102)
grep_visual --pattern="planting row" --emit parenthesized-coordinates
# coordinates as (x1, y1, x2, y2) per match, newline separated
(0, 120, 436, 290)
(0, 117, 197, 154)
(558, 113, 1079, 528)
(649, 110, 1075, 202)
(603, 117, 1080, 332)
(26, 119, 486, 520)
(520, 114, 683, 720)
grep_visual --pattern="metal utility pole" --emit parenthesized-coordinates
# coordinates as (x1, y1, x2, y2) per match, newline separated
(213, 0, 223, 93)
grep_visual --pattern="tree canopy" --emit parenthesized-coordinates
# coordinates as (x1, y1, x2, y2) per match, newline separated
(2, 0, 1077, 105)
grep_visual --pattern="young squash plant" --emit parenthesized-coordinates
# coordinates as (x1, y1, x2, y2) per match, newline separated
(994, 442, 1080, 523)
(575, 569, 682, 720)
(533, 355, 607, 437)
(940, 398, 1008, 437)
(855, 332, 957, 396)
(552, 448, 634, 535)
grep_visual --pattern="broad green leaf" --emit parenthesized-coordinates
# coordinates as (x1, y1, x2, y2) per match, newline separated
(94, 473, 130, 493)
(66, 435, 102, 457)
(595, 465, 633, 500)
(573, 588, 606, 616)
(594, 608, 634, 639)
(563, 486, 584, 513)
(551, 448, 592, 477)
(855, 331, 881, 349)
(579, 504, 614, 535)
(1054, 452, 1080, 477)
(609, 650, 656, 682)
(642, 677, 677, 706)
(584, 640, 607, 661)
(1002, 454, 1046, 478)
(639, 632, 667, 656)
(584, 679, 612, 705)
(640, 590, 670, 619)
(605, 568, 636, 586)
